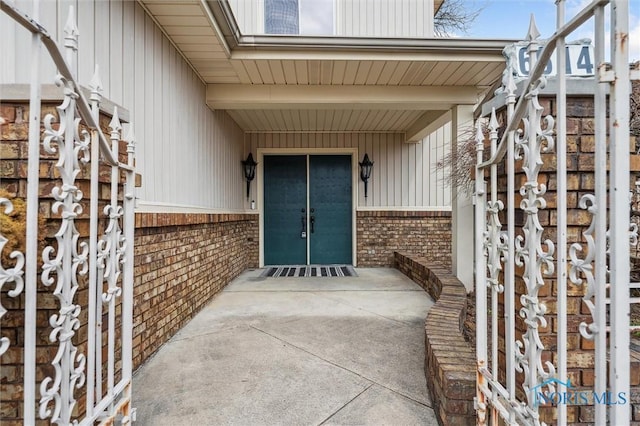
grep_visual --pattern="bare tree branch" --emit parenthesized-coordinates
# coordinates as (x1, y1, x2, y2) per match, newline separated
(434, 0, 485, 37)
(435, 124, 482, 198)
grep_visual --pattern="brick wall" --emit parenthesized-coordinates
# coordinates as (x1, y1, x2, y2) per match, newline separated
(356, 210, 452, 268)
(395, 252, 475, 426)
(132, 213, 258, 369)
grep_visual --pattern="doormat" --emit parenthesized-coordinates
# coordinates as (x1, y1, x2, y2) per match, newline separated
(261, 265, 357, 278)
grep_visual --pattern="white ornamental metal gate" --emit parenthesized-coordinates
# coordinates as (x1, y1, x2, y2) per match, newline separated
(474, 0, 638, 425)
(1, 2, 136, 424)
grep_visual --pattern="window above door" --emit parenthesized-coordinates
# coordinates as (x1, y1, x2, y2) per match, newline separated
(264, 0, 335, 35)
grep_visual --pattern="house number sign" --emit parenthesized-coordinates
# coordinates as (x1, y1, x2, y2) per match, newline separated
(515, 41, 595, 77)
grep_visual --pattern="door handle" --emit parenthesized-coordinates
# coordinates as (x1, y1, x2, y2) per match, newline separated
(301, 215, 307, 238)
(310, 215, 315, 233)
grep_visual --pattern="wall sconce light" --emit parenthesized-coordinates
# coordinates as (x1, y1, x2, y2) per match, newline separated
(242, 153, 257, 199)
(359, 153, 374, 198)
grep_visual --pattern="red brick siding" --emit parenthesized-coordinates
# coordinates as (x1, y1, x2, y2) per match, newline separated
(357, 210, 452, 268)
(132, 213, 258, 369)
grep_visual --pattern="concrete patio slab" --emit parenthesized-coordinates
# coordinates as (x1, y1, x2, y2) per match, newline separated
(251, 314, 430, 405)
(133, 325, 371, 426)
(309, 290, 434, 325)
(322, 384, 439, 426)
(132, 267, 436, 425)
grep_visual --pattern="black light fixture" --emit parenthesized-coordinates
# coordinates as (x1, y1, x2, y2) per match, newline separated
(359, 153, 374, 198)
(241, 153, 258, 199)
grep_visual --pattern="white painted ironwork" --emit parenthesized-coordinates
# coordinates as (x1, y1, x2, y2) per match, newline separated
(0, 199, 25, 356)
(554, 2, 568, 424)
(23, 0, 43, 420)
(608, 2, 632, 424)
(38, 68, 91, 425)
(1, 1, 136, 424)
(475, 0, 635, 424)
(511, 18, 557, 423)
(591, 5, 608, 425)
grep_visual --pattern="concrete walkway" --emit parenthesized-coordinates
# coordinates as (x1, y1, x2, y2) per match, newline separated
(132, 268, 438, 426)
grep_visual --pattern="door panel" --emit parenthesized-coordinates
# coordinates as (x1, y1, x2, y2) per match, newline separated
(264, 155, 307, 265)
(309, 155, 352, 264)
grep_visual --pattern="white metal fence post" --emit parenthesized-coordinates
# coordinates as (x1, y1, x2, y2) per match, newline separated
(486, 107, 504, 426)
(86, 65, 103, 419)
(609, 0, 631, 423)
(475, 119, 488, 425)
(593, 5, 607, 425)
(104, 108, 124, 416)
(122, 125, 137, 424)
(24, 0, 42, 422)
(504, 67, 517, 426)
(554, 2, 568, 424)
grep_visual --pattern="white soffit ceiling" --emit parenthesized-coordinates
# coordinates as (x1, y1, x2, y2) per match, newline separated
(138, 0, 510, 133)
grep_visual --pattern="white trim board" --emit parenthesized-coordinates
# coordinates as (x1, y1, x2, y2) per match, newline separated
(136, 200, 257, 214)
(356, 206, 451, 212)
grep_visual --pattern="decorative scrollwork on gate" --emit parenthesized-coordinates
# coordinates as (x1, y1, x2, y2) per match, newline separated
(485, 109, 508, 294)
(100, 111, 126, 306)
(38, 72, 89, 424)
(0, 198, 25, 356)
(512, 71, 556, 420)
(485, 199, 507, 292)
(569, 194, 598, 339)
(100, 206, 125, 303)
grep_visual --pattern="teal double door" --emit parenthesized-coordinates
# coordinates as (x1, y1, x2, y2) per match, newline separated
(264, 155, 353, 265)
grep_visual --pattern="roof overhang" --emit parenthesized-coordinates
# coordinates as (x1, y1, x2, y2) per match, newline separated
(207, 84, 481, 110)
(139, 0, 515, 136)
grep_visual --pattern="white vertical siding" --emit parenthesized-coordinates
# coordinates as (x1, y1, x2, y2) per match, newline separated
(245, 128, 451, 208)
(1, 1, 245, 211)
(227, 0, 433, 38)
(3, 0, 58, 83)
(336, 0, 434, 38)
(228, 0, 265, 35)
